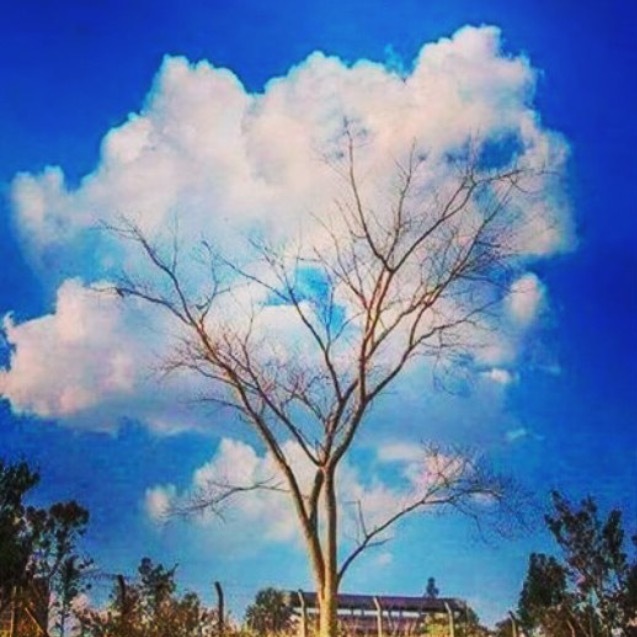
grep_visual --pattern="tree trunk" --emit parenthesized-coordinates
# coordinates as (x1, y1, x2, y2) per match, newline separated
(317, 469, 339, 637)
(318, 588, 338, 637)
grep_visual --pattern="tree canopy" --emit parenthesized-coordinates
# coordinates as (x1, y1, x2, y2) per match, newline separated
(0, 458, 92, 637)
(518, 492, 637, 637)
(244, 588, 293, 636)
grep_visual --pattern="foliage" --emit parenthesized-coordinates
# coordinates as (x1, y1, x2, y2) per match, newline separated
(518, 552, 573, 637)
(0, 459, 40, 599)
(457, 607, 490, 637)
(517, 492, 637, 637)
(423, 606, 487, 637)
(493, 616, 516, 637)
(0, 458, 92, 637)
(78, 557, 217, 637)
(245, 588, 293, 635)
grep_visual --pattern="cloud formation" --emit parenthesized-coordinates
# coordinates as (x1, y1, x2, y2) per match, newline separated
(0, 278, 209, 432)
(1, 25, 571, 431)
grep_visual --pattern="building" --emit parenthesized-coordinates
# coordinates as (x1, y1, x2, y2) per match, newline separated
(284, 590, 469, 637)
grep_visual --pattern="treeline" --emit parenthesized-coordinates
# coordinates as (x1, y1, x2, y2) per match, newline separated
(0, 459, 221, 637)
(2, 458, 636, 637)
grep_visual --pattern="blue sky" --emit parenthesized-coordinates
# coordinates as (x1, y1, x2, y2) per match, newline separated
(1, 0, 636, 627)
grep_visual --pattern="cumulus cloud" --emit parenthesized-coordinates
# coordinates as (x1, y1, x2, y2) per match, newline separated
(11, 25, 570, 272)
(2, 25, 571, 432)
(0, 278, 209, 431)
(144, 437, 486, 554)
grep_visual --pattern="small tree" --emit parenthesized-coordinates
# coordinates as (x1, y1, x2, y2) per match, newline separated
(110, 131, 548, 637)
(245, 588, 293, 635)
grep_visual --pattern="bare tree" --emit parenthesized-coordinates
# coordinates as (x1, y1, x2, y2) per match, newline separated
(108, 132, 544, 637)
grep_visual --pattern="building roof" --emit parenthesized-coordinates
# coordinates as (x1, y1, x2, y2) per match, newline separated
(284, 591, 466, 613)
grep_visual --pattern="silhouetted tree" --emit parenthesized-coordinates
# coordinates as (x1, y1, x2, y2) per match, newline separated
(518, 492, 637, 637)
(0, 458, 92, 636)
(0, 459, 40, 601)
(518, 552, 574, 637)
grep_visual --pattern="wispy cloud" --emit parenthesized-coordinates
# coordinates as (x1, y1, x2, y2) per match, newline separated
(505, 427, 529, 443)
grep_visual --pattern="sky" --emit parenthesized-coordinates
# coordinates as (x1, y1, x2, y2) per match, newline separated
(1, 0, 636, 627)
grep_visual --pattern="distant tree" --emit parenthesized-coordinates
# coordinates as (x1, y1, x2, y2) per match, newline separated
(547, 492, 637, 637)
(78, 557, 217, 637)
(29, 500, 93, 637)
(0, 459, 40, 601)
(0, 458, 92, 637)
(518, 552, 574, 637)
(245, 588, 293, 635)
(518, 492, 637, 637)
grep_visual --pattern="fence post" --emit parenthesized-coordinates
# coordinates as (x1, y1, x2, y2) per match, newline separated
(373, 596, 383, 637)
(297, 590, 307, 637)
(214, 581, 224, 637)
(9, 586, 19, 637)
(444, 602, 456, 637)
(509, 612, 518, 637)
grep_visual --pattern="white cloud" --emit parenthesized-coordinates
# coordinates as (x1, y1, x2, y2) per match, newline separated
(145, 484, 177, 521)
(504, 427, 544, 444)
(505, 427, 529, 443)
(374, 551, 393, 567)
(156, 438, 315, 543)
(0, 279, 139, 420)
(482, 368, 515, 385)
(145, 437, 483, 553)
(0, 278, 210, 432)
(507, 273, 546, 326)
(377, 442, 425, 463)
(11, 26, 570, 275)
(2, 25, 570, 432)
